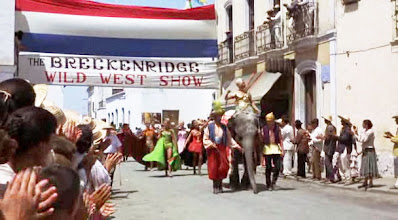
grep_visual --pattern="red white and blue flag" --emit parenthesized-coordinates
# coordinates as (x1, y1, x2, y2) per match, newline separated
(15, 0, 217, 58)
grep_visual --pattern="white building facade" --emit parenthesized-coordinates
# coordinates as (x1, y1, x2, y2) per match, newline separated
(88, 87, 215, 131)
(216, 0, 398, 176)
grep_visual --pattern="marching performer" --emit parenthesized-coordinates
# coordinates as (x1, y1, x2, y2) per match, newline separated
(185, 120, 204, 175)
(203, 101, 243, 194)
(143, 118, 181, 177)
(142, 123, 157, 171)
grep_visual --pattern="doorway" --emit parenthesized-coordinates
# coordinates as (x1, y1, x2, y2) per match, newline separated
(303, 70, 316, 125)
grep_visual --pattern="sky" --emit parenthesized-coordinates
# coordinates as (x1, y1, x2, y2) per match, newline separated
(63, 0, 215, 115)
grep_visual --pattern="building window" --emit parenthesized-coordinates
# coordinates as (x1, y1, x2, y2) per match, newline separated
(395, 0, 398, 38)
(122, 108, 125, 124)
(112, 88, 124, 95)
(247, 0, 254, 30)
(115, 109, 119, 128)
(99, 100, 105, 108)
(128, 111, 131, 125)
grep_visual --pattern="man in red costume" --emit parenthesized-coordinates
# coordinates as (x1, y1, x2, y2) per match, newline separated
(117, 124, 134, 162)
(203, 101, 243, 194)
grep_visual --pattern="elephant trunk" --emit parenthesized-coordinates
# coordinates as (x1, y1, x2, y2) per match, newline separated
(242, 136, 258, 194)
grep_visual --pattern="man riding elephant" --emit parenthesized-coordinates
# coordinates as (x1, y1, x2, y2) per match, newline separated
(225, 78, 262, 193)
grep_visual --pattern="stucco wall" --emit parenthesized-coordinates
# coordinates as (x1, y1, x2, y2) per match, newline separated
(216, 0, 229, 43)
(335, 0, 398, 175)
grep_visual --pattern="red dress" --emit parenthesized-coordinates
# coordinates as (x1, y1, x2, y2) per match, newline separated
(207, 144, 229, 180)
(188, 135, 203, 153)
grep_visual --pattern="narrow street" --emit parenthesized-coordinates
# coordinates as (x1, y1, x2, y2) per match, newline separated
(112, 159, 398, 220)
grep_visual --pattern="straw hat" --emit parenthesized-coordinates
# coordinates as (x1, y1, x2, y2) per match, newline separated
(33, 84, 48, 107)
(44, 105, 67, 127)
(392, 115, 398, 119)
(93, 128, 107, 146)
(102, 124, 115, 130)
(80, 116, 96, 130)
(338, 115, 351, 125)
(91, 119, 108, 145)
(322, 115, 333, 122)
(265, 112, 275, 122)
(62, 110, 82, 131)
(42, 99, 55, 108)
(93, 119, 107, 129)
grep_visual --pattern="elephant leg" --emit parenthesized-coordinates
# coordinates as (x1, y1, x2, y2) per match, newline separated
(241, 155, 251, 190)
(242, 138, 258, 194)
(229, 149, 240, 190)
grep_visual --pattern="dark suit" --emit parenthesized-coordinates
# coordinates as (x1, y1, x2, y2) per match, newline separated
(324, 124, 337, 180)
(295, 129, 310, 178)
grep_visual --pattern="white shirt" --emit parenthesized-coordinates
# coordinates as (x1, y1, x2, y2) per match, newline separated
(356, 128, 375, 149)
(104, 134, 122, 154)
(281, 124, 294, 151)
(90, 160, 111, 190)
(0, 163, 15, 184)
(310, 126, 324, 152)
(78, 160, 111, 192)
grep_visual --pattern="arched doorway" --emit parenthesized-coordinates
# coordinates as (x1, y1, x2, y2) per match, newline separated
(303, 70, 316, 125)
(294, 60, 322, 126)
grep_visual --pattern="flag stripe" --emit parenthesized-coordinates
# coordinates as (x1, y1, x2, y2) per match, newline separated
(16, 11, 216, 40)
(22, 33, 217, 58)
(16, 0, 216, 20)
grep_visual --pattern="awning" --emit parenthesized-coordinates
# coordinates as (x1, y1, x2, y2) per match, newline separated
(248, 72, 282, 101)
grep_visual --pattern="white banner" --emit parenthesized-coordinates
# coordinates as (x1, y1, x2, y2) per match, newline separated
(18, 53, 219, 89)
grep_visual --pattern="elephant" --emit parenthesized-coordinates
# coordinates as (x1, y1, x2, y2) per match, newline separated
(228, 110, 262, 194)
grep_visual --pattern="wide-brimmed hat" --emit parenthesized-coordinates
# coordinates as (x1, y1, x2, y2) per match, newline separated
(80, 116, 96, 130)
(295, 120, 303, 126)
(62, 110, 82, 131)
(338, 115, 351, 125)
(33, 84, 48, 107)
(392, 115, 398, 119)
(322, 115, 333, 122)
(91, 119, 108, 145)
(93, 129, 107, 146)
(102, 124, 115, 130)
(44, 105, 67, 127)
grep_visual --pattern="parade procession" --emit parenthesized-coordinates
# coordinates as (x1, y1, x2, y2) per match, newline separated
(1, 0, 398, 219)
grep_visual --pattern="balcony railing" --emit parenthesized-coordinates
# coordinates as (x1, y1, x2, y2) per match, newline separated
(286, 1, 318, 43)
(256, 23, 284, 54)
(217, 41, 233, 66)
(234, 29, 256, 61)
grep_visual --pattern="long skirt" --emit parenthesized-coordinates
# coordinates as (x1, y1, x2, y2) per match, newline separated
(143, 137, 181, 171)
(360, 148, 379, 177)
(207, 145, 229, 180)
